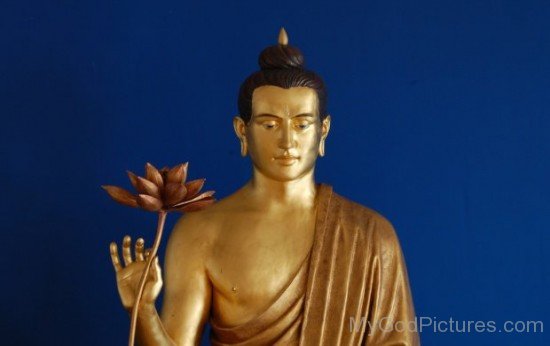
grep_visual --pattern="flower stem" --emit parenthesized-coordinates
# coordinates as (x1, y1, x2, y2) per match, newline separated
(128, 210, 167, 346)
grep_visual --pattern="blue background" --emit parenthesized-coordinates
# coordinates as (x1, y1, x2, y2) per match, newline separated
(2, 1, 548, 345)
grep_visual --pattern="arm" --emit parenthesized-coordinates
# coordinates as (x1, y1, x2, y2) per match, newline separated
(364, 217, 420, 346)
(110, 235, 175, 346)
(109, 214, 212, 346)
(134, 297, 176, 346)
(160, 214, 212, 345)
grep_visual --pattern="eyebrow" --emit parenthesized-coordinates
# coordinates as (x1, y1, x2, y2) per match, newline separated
(253, 113, 316, 119)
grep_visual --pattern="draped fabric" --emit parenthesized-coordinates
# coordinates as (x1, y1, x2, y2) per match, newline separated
(210, 252, 311, 345)
(211, 184, 420, 345)
(299, 184, 419, 345)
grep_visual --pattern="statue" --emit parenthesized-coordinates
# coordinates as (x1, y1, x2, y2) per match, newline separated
(109, 28, 420, 345)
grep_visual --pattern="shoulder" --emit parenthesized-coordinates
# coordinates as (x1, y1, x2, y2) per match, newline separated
(167, 191, 239, 252)
(164, 202, 221, 267)
(331, 190, 400, 248)
(168, 200, 223, 247)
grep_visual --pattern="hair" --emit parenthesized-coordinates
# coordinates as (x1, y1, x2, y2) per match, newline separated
(237, 41, 328, 123)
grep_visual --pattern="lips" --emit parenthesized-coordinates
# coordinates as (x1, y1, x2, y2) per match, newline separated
(274, 154, 300, 165)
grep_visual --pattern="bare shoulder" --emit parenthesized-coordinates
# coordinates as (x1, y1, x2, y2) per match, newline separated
(165, 190, 244, 260)
(167, 208, 217, 257)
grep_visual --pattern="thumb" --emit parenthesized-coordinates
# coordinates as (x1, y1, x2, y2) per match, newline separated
(151, 257, 162, 281)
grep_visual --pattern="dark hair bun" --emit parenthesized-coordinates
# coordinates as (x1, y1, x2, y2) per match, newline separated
(258, 44, 305, 70)
(237, 28, 327, 122)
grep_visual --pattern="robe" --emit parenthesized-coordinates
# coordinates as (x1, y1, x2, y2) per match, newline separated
(210, 184, 420, 345)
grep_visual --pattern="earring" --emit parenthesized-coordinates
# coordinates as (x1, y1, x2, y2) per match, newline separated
(240, 140, 248, 157)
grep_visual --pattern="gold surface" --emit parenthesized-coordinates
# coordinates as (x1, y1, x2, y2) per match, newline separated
(278, 27, 288, 46)
(110, 86, 418, 345)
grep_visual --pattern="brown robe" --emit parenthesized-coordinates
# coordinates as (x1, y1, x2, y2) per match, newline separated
(211, 184, 420, 345)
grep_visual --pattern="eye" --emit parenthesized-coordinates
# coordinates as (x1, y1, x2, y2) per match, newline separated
(295, 122, 311, 130)
(262, 122, 277, 130)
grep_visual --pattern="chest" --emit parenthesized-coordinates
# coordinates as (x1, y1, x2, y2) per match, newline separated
(207, 209, 315, 322)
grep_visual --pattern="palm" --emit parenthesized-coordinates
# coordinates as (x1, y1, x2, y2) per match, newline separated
(110, 236, 163, 311)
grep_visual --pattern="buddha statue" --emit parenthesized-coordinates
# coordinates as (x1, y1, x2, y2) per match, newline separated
(110, 28, 419, 345)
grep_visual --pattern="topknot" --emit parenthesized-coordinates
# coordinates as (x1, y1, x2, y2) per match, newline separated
(258, 27, 305, 70)
(237, 27, 328, 123)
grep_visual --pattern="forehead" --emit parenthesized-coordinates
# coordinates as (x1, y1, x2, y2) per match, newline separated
(251, 86, 318, 117)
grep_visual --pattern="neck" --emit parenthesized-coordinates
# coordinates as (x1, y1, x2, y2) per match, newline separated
(246, 168, 317, 208)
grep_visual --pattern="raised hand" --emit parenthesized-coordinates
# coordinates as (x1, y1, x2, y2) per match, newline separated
(110, 235, 163, 312)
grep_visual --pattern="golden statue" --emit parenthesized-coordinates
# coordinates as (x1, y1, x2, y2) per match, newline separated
(109, 28, 419, 345)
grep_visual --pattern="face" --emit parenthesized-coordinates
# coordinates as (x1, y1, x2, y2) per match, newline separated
(234, 85, 330, 182)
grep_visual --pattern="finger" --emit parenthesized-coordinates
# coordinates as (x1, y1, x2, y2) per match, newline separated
(145, 257, 161, 294)
(152, 257, 160, 281)
(155, 257, 163, 285)
(122, 235, 133, 265)
(144, 248, 152, 260)
(150, 257, 162, 285)
(135, 238, 145, 262)
(109, 242, 122, 272)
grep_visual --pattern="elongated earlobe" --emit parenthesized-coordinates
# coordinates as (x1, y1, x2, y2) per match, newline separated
(240, 140, 248, 157)
(319, 115, 331, 157)
(233, 116, 248, 157)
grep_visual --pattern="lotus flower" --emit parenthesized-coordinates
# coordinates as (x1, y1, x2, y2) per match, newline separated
(102, 162, 214, 346)
(102, 162, 215, 213)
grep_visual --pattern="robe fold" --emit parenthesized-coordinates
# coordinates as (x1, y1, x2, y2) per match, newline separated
(210, 250, 311, 345)
(211, 184, 420, 345)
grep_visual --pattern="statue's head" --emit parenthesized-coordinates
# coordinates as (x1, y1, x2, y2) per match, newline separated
(234, 28, 331, 182)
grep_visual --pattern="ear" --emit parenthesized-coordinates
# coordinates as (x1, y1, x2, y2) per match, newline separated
(319, 115, 331, 157)
(233, 116, 248, 157)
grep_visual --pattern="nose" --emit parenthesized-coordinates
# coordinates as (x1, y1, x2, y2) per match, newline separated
(278, 120, 295, 149)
